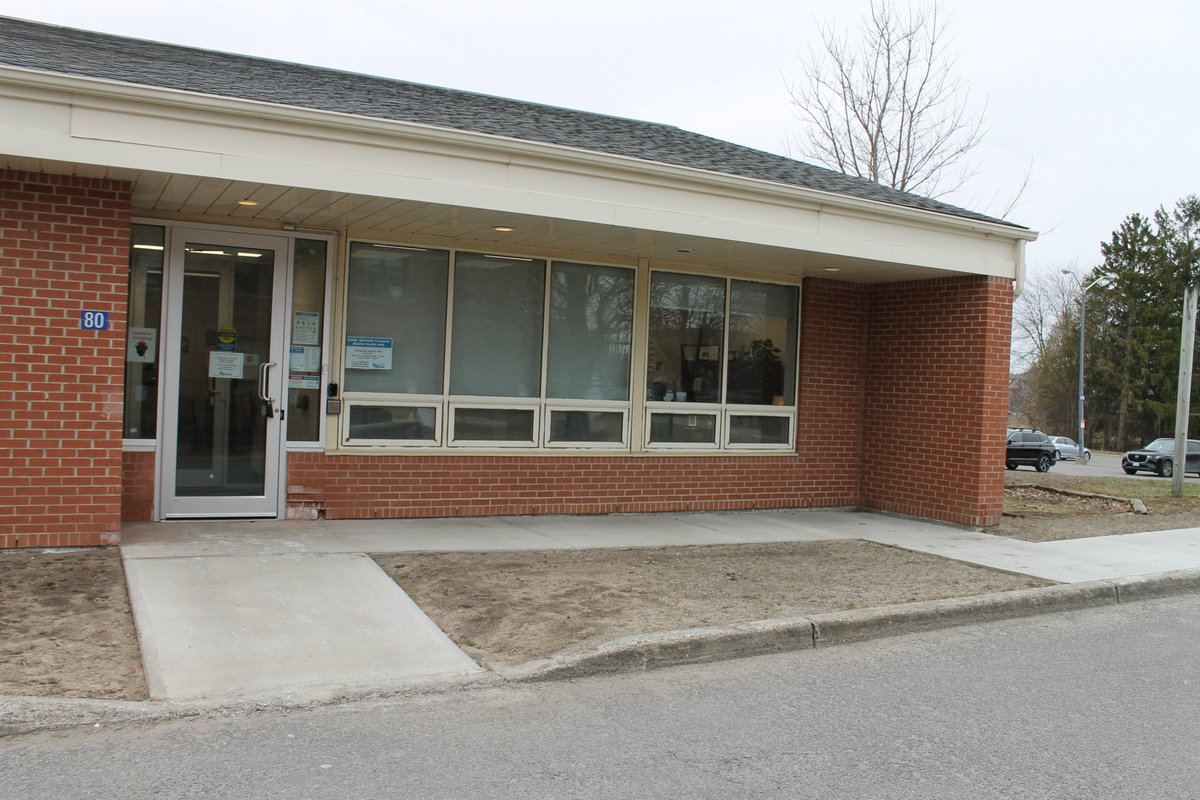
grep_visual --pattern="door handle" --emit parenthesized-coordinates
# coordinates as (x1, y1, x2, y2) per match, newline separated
(258, 360, 278, 418)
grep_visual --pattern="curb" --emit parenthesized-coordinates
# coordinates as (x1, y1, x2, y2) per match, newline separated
(0, 671, 502, 739)
(504, 567, 1200, 682)
(7, 569, 1200, 735)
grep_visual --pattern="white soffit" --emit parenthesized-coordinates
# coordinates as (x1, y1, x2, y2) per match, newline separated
(0, 68, 1035, 281)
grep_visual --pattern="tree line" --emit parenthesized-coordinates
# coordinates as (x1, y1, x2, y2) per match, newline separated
(1014, 196, 1200, 451)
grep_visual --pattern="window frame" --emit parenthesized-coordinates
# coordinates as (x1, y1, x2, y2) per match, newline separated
(644, 404, 724, 450)
(447, 400, 542, 448)
(284, 235, 337, 450)
(723, 407, 797, 450)
(336, 240, 801, 453)
(643, 268, 800, 452)
(542, 400, 631, 449)
(121, 222, 168, 445)
(341, 395, 443, 447)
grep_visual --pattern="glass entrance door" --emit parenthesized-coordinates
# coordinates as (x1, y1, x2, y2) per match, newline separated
(160, 230, 288, 517)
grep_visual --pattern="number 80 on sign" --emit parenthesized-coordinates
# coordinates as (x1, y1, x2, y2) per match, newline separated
(81, 310, 109, 330)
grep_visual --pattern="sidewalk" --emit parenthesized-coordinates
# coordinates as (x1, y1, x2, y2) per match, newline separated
(115, 509, 1200, 705)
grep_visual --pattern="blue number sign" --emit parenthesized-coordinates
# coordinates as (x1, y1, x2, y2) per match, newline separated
(81, 310, 109, 330)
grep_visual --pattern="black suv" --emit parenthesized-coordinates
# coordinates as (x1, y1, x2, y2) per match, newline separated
(1122, 438, 1200, 477)
(1005, 428, 1058, 472)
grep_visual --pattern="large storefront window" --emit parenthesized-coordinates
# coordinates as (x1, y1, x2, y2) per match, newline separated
(344, 243, 449, 395)
(645, 271, 798, 449)
(122, 224, 164, 439)
(450, 253, 546, 398)
(340, 242, 796, 451)
(727, 280, 799, 406)
(647, 272, 726, 404)
(342, 244, 635, 448)
(547, 262, 634, 402)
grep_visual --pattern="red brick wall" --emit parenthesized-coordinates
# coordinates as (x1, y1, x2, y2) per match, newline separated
(861, 275, 1013, 526)
(289, 450, 864, 520)
(797, 279, 868, 501)
(0, 170, 131, 548)
(121, 450, 156, 522)
(284, 279, 870, 520)
(285, 274, 1011, 526)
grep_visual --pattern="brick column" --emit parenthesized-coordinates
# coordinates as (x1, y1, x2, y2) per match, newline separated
(861, 275, 1013, 527)
(0, 170, 132, 548)
(795, 278, 868, 502)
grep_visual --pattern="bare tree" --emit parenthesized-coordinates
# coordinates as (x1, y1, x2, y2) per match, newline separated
(1011, 267, 1079, 372)
(787, 0, 985, 199)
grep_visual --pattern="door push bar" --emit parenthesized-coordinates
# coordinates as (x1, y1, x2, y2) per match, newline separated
(257, 360, 280, 419)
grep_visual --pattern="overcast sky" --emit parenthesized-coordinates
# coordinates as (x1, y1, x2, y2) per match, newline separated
(1, 0, 1195, 280)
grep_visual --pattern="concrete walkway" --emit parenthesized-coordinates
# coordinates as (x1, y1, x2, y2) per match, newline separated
(120, 510, 1200, 704)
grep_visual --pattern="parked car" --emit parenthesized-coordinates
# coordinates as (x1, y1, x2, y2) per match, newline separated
(1122, 438, 1200, 477)
(1049, 436, 1091, 463)
(1005, 428, 1058, 472)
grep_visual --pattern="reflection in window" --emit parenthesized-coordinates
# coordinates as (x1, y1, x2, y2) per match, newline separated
(726, 281, 799, 406)
(347, 405, 437, 442)
(453, 407, 536, 443)
(123, 224, 164, 438)
(648, 412, 718, 445)
(728, 415, 791, 445)
(646, 272, 725, 403)
(546, 262, 634, 400)
(345, 244, 449, 394)
(450, 253, 546, 398)
(548, 410, 624, 443)
(286, 239, 327, 443)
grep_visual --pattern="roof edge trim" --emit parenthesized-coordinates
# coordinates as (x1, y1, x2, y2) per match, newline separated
(0, 63, 1038, 243)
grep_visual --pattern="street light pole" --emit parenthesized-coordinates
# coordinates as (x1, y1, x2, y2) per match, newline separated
(1063, 270, 1109, 456)
(1077, 289, 1086, 452)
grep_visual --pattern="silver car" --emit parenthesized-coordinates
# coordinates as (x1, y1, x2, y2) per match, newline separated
(1049, 436, 1091, 463)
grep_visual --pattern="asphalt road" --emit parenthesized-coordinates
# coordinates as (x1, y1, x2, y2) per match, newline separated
(5, 595, 1200, 799)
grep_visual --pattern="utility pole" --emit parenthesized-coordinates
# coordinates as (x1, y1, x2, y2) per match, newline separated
(1172, 283, 1198, 497)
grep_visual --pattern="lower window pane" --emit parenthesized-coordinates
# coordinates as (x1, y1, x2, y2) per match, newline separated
(649, 413, 717, 445)
(454, 407, 535, 442)
(347, 405, 437, 441)
(549, 410, 624, 443)
(728, 415, 791, 445)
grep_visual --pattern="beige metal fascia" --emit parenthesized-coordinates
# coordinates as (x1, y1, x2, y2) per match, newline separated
(0, 65, 1035, 275)
(1014, 239, 1027, 297)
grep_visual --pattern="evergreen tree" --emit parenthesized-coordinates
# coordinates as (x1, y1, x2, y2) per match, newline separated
(1017, 196, 1200, 450)
(1085, 197, 1200, 449)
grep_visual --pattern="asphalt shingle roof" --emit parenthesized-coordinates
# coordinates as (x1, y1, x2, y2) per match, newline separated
(0, 16, 1020, 228)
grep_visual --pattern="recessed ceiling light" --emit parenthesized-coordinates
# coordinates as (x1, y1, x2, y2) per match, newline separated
(493, 225, 515, 232)
(824, 267, 841, 272)
(237, 200, 259, 207)
(674, 248, 695, 254)
(483, 254, 535, 262)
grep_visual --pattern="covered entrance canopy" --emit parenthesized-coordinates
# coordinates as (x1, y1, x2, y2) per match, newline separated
(0, 17, 1035, 546)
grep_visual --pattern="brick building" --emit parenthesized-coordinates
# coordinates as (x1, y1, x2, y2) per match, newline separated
(0, 17, 1034, 548)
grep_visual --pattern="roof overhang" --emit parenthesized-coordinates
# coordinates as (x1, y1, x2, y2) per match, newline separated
(0, 64, 1036, 284)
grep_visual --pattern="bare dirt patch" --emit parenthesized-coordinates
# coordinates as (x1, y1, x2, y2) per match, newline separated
(373, 540, 1050, 669)
(11, 472, 1189, 701)
(0, 549, 146, 700)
